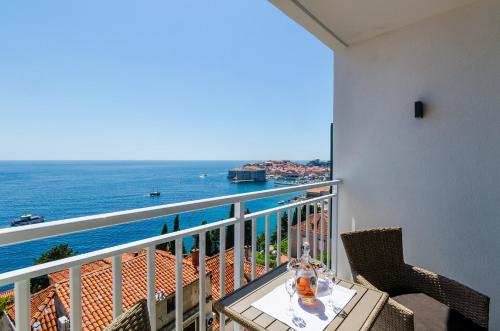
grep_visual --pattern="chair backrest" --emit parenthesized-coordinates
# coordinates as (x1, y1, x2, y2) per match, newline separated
(341, 227, 405, 290)
(103, 299, 152, 331)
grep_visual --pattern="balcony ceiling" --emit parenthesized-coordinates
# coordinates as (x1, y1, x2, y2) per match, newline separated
(270, 0, 478, 50)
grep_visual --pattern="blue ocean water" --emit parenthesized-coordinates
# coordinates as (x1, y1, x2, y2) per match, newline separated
(0, 161, 301, 287)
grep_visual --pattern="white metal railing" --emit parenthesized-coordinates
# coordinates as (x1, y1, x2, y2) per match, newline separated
(0, 179, 341, 331)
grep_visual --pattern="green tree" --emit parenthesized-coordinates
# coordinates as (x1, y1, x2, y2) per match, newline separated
(244, 208, 252, 246)
(0, 295, 14, 315)
(280, 211, 289, 240)
(34, 243, 76, 265)
(256, 233, 266, 251)
(31, 244, 76, 293)
(226, 205, 252, 249)
(168, 215, 186, 255)
(201, 221, 216, 256)
(157, 223, 170, 252)
(226, 204, 235, 248)
(173, 215, 180, 232)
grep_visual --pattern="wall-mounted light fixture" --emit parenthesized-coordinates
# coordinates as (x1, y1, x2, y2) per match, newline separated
(415, 101, 424, 118)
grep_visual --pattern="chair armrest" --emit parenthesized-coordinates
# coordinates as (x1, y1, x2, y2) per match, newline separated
(354, 274, 378, 290)
(406, 264, 489, 329)
(355, 274, 414, 331)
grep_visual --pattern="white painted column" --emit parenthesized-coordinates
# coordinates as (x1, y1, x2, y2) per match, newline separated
(147, 246, 156, 331)
(175, 239, 183, 331)
(234, 202, 245, 290)
(219, 226, 226, 329)
(199, 232, 206, 331)
(112, 255, 123, 319)
(251, 218, 256, 280)
(277, 212, 282, 266)
(287, 209, 292, 260)
(14, 279, 30, 331)
(265, 215, 270, 272)
(70, 266, 82, 331)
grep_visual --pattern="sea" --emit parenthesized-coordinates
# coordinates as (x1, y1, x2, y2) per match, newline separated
(0, 161, 302, 289)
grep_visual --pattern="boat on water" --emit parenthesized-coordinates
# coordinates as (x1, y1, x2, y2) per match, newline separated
(149, 191, 161, 197)
(11, 214, 45, 227)
(199, 174, 208, 178)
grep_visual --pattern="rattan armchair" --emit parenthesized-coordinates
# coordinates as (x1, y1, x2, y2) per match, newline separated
(103, 299, 152, 331)
(341, 228, 489, 330)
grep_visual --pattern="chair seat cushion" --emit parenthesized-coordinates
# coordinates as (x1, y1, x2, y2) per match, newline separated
(390, 291, 485, 331)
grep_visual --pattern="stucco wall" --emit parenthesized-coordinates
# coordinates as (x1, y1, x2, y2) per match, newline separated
(334, 0, 500, 327)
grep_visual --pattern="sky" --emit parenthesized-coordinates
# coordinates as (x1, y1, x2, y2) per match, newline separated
(0, 1, 333, 161)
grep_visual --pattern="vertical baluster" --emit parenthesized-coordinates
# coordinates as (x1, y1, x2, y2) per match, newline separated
(331, 193, 337, 272)
(251, 218, 256, 280)
(147, 246, 156, 331)
(287, 209, 291, 260)
(234, 202, 244, 331)
(234, 202, 244, 290)
(14, 279, 30, 331)
(334, 187, 339, 274)
(326, 199, 330, 270)
(199, 232, 206, 331)
(313, 203, 318, 260)
(305, 203, 310, 243)
(276, 212, 281, 267)
(296, 206, 301, 258)
(70, 266, 82, 331)
(320, 200, 325, 262)
(175, 239, 183, 331)
(264, 214, 270, 272)
(219, 227, 226, 329)
(112, 255, 123, 319)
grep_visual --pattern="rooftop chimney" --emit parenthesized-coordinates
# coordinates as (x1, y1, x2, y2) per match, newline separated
(191, 248, 199, 269)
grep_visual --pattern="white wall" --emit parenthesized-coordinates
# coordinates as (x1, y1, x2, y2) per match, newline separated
(334, 0, 500, 327)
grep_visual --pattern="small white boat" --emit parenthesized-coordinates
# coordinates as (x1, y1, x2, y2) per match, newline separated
(11, 214, 45, 227)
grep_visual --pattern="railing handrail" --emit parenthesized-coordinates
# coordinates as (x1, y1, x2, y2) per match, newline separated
(0, 179, 341, 247)
(0, 192, 337, 286)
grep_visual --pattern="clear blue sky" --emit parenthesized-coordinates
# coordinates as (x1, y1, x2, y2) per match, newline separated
(0, 1, 333, 160)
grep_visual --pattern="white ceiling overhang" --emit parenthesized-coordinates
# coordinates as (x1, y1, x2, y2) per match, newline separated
(269, 0, 479, 51)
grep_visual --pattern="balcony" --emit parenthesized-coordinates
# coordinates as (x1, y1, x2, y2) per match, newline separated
(0, 180, 341, 331)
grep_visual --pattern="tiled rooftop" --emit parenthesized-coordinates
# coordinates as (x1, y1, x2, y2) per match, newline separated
(56, 250, 203, 331)
(4, 247, 270, 331)
(7, 285, 58, 331)
(203, 248, 266, 300)
(49, 260, 112, 284)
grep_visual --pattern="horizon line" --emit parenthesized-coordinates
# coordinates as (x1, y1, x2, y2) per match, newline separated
(0, 158, 330, 162)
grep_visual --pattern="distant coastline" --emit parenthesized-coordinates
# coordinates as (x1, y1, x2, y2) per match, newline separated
(228, 159, 330, 184)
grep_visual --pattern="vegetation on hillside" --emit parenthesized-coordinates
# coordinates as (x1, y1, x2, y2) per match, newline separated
(0, 294, 14, 315)
(31, 243, 77, 293)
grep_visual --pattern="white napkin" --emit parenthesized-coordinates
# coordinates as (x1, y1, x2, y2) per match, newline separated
(251, 279, 356, 330)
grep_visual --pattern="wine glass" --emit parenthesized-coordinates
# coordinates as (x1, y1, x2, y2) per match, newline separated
(285, 278, 296, 316)
(322, 269, 335, 307)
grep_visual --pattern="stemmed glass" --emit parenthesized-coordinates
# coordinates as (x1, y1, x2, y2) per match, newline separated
(322, 269, 335, 308)
(285, 278, 296, 316)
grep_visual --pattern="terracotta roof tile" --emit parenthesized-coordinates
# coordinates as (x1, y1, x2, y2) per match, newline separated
(56, 250, 205, 331)
(7, 286, 58, 331)
(49, 260, 111, 284)
(188, 248, 266, 300)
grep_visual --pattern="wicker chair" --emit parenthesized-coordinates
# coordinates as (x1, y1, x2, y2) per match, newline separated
(341, 228, 489, 330)
(103, 299, 152, 331)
